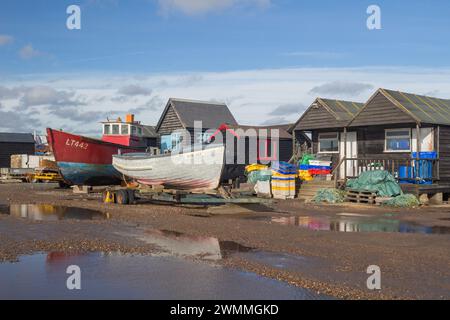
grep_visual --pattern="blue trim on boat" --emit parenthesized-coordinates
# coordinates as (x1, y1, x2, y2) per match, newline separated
(58, 162, 123, 186)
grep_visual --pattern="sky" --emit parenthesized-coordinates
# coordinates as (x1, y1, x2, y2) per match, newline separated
(1, 0, 450, 135)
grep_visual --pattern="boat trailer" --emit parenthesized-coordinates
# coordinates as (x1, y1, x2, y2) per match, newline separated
(101, 185, 270, 206)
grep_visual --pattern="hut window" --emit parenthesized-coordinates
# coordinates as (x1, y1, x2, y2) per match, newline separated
(172, 133, 183, 150)
(104, 124, 111, 135)
(385, 129, 411, 152)
(196, 132, 213, 144)
(112, 124, 120, 135)
(318, 132, 339, 153)
(121, 124, 129, 135)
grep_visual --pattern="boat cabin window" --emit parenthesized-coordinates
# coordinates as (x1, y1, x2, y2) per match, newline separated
(131, 126, 137, 136)
(104, 124, 111, 135)
(318, 132, 339, 153)
(112, 124, 120, 135)
(121, 124, 129, 135)
(138, 127, 143, 136)
(385, 129, 411, 152)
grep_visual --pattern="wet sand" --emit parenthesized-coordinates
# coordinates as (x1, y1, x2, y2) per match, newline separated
(1, 183, 450, 300)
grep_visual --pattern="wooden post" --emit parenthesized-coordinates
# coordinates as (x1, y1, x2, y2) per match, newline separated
(437, 126, 440, 181)
(416, 124, 421, 183)
(343, 128, 347, 179)
(292, 129, 297, 162)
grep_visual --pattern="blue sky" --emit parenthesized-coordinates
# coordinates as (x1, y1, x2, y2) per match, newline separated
(1, 0, 450, 133)
(1, 0, 450, 74)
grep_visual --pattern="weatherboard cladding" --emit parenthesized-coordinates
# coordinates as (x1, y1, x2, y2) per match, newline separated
(350, 89, 450, 127)
(157, 104, 184, 135)
(295, 99, 364, 131)
(439, 126, 450, 182)
(0, 133, 35, 168)
(231, 124, 293, 140)
(349, 91, 416, 127)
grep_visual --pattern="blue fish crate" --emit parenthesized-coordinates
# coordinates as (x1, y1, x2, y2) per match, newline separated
(411, 152, 437, 159)
(271, 161, 297, 174)
(299, 164, 331, 171)
(406, 152, 436, 184)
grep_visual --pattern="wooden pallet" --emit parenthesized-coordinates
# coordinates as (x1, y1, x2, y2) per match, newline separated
(345, 189, 377, 204)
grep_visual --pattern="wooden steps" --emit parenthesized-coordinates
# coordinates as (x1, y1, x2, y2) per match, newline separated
(298, 180, 335, 201)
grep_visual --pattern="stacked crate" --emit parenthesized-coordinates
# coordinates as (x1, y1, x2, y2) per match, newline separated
(271, 162, 297, 200)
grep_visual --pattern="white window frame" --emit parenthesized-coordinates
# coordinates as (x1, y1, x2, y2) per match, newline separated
(121, 124, 129, 135)
(384, 128, 412, 153)
(318, 132, 339, 154)
(112, 124, 120, 135)
(103, 124, 111, 135)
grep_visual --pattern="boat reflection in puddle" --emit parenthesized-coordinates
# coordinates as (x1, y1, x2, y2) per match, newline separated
(134, 229, 253, 261)
(3, 204, 107, 221)
(123, 228, 315, 271)
(270, 216, 450, 235)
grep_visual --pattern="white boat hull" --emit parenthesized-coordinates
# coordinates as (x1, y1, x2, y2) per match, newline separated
(112, 145, 225, 190)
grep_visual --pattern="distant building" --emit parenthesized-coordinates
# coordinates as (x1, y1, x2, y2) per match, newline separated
(155, 98, 238, 153)
(0, 133, 35, 168)
(212, 123, 301, 180)
(222, 124, 297, 163)
(288, 98, 364, 168)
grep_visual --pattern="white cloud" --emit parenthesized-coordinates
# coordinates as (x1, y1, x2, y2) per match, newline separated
(309, 81, 374, 96)
(260, 116, 290, 126)
(158, 0, 271, 16)
(0, 86, 24, 99)
(20, 86, 82, 108)
(0, 35, 13, 46)
(3, 66, 450, 134)
(118, 84, 153, 96)
(269, 103, 306, 116)
(19, 44, 41, 60)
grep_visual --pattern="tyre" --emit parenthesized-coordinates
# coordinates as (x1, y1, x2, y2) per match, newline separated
(58, 181, 70, 189)
(127, 189, 135, 204)
(116, 189, 129, 205)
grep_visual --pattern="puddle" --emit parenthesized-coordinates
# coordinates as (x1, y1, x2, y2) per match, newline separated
(131, 229, 255, 261)
(267, 216, 450, 235)
(1, 204, 107, 221)
(336, 213, 373, 217)
(0, 252, 329, 300)
(119, 227, 319, 274)
(233, 250, 315, 271)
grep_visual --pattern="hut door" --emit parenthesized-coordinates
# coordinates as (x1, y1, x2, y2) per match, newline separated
(339, 132, 358, 179)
